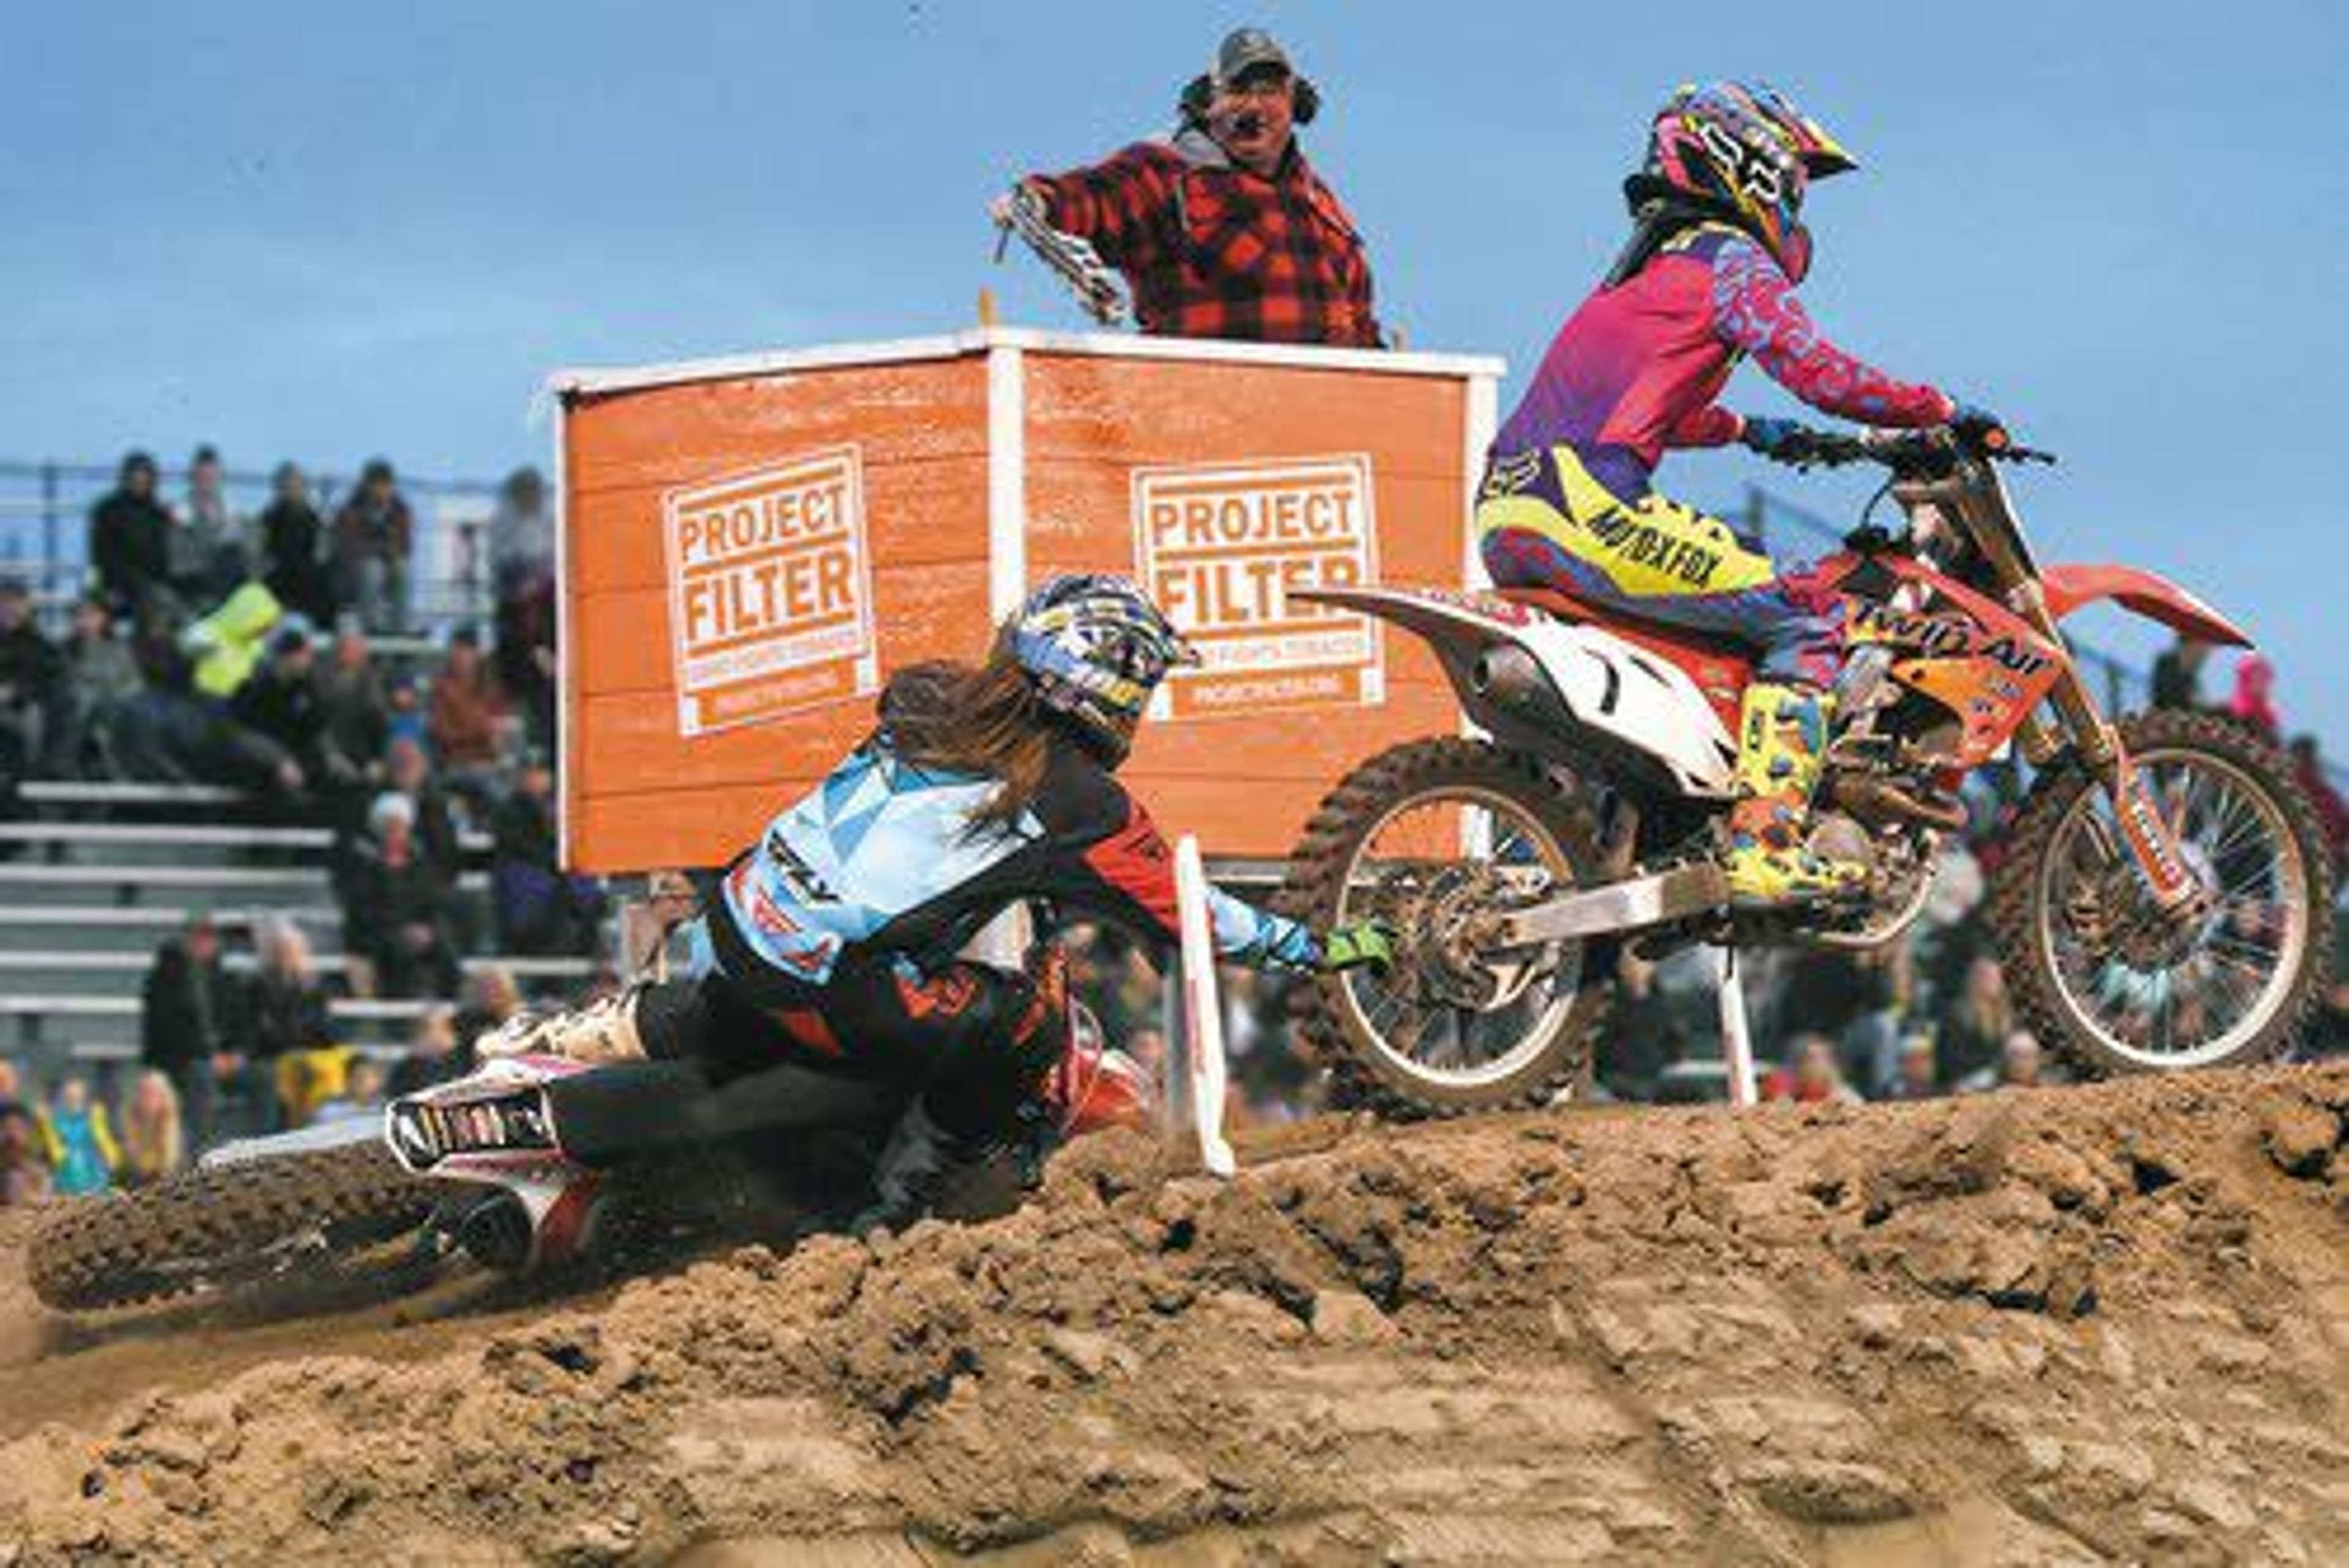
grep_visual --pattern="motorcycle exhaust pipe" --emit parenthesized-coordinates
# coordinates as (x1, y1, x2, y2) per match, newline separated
(1471, 644, 1544, 707)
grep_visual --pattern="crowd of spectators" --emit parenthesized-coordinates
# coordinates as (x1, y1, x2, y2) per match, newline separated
(0, 446, 596, 1197)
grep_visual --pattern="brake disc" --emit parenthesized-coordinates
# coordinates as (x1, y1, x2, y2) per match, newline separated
(1381, 863, 1547, 1013)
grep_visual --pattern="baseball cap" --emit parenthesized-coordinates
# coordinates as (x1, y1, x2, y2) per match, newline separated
(1215, 28, 1293, 86)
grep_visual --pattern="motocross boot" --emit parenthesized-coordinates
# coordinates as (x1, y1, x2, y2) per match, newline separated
(1723, 682, 1868, 906)
(474, 988, 648, 1066)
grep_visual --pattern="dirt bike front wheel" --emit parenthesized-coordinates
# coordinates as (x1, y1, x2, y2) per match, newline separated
(1282, 738, 1611, 1118)
(26, 1140, 436, 1312)
(1989, 708, 2336, 1077)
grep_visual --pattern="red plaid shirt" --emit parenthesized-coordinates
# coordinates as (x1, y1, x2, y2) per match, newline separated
(1031, 138, 1382, 347)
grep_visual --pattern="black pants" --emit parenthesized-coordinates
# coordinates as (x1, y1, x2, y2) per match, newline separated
(666, 916, 1069, 1144)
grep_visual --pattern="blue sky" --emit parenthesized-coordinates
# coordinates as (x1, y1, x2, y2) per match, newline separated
(3, 1, 2343, 743)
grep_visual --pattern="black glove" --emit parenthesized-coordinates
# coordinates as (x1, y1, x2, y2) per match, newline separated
(1948, 401, 2009, 450)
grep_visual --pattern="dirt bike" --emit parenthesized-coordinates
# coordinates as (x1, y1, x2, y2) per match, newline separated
(26, 992, 1151, 1313)
(1283, 422, 2336, 1115)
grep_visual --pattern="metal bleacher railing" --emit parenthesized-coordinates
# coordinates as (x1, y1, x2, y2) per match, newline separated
(0, 455, 507, 644)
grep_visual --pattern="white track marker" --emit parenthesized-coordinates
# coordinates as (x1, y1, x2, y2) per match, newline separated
(1173, 834, 1238, 1177)
(1714, 943, 1759, 1108)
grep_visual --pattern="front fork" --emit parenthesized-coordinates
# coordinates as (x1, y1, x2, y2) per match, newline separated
(2019, 649, 2202, 916)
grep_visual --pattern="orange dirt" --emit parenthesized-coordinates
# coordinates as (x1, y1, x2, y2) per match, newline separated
(2, 1063, 2343, 1566)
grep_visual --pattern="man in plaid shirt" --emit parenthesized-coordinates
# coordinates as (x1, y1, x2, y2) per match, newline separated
(1000, 29, 1384, 348)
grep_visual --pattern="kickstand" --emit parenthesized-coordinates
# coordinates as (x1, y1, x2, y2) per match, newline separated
(1713, 943, 1759, 1108)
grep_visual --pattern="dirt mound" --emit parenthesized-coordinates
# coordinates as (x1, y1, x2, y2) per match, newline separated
(2, 1065, 2344, 1566)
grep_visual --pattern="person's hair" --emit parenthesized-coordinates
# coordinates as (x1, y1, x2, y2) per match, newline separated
(880, 641, 1057, 831)
(122, 1070, 185, 1176)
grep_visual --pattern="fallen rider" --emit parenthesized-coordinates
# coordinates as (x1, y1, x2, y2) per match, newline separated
(479, 574, 1392, 1231)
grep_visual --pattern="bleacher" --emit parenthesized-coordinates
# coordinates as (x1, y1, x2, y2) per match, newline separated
(0, 779, 596, 1080)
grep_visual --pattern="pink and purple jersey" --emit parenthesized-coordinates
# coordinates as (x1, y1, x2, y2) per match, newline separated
(1494, 224, 1953, 494)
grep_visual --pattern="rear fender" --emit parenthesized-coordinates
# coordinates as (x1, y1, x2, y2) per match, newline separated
(1298, 585, 1737, 797)
(2040, 564, 2252, 648)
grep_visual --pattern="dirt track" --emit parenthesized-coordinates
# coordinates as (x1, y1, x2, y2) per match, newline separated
(2, 1064, 2343, 1566)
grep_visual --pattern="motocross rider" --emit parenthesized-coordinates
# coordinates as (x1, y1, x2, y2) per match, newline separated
(1477, 81, 2002, 904)
(486, 575, 1391, 1228)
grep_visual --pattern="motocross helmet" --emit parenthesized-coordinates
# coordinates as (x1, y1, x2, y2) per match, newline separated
(1007, 573, 1199, 767)
(1627, 81, 1854, 283)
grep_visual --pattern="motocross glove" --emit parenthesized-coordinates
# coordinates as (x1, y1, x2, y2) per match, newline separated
(1739, 417, 1830, 466)
(1319, 918, 1397, 977)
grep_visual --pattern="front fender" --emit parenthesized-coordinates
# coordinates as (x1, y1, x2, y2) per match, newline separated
(2040, 563, 2252, 648)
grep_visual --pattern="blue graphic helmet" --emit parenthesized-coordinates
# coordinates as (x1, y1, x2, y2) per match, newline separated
(1008, 574, 1199, 765)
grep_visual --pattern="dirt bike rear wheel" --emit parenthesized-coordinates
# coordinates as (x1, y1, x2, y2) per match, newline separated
(26, 1141, 436, 1312)
(1283, 737, 1610, 1118)
(1988, 708, 2336, 1077)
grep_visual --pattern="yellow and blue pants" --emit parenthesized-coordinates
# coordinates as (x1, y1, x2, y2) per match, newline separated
(1475, 445, 1841, 686)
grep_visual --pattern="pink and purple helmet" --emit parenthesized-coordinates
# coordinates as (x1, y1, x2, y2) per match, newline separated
(1633, 81, 1855, 283)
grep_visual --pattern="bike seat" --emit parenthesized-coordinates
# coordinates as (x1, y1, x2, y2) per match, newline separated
(1492, 585, 1759, 659)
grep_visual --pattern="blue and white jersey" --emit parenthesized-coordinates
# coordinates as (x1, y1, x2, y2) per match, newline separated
(711, 733, 1319, 994)
(721, 744, 1039, 987)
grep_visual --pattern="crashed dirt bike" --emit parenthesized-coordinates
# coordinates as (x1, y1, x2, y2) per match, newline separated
(26, 990, 1149, 1313)
(1285, 422, 2336, 1115)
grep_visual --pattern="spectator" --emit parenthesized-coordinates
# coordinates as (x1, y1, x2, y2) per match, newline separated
(491, 467, 557, 749)
(453, 962, 525, 1068)
(39, 1076, 119, 1196)
(87, 450, 175, 626)
(333, 458, 414, 634)
(492, 749, 601, 955)
(1937, 956, 2013, 1088)
(113, 628, 288, 792)
(2150, 635, 2211, 712)
(245, 916, 335, 1069)
(1598, 951, 1688, 1102)
(428, 627, 512, 793)
(383, 734, 463, 883)
(174, 444, 247, 604)
(139, 911, 248, 1149)
(1768, 942, 1908, 1093)
(317, 619, 390, 791)
(2227, 655, 2280, 740)
(0, 1057, 20, 1102)
(1997, 1030, 2047, 1089)
(342, 792, 461, 999)
(387, 1003, 461, 1097)
(54, 594, 143, 777)
(1880, 1031, 1939, 1101)
(183, 579, 286, 700)
(1763, 1033, 1863, 1105)
(0, 575, 65, 786)
(490, 466, 554, 587)
(0, 1099, 50, 1206)
(1001, 27, 1382, 346)
(116, 1069, 186, 1187)
(313, 1058, 387, 1124)
(256, 461, 337, 626)
(231, 626, 341, 804)
(384, 674, 429, 754)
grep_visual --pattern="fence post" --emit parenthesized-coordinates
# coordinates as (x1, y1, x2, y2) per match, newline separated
(1744, 485, 1767, 548)
(40, 461, 59, 596)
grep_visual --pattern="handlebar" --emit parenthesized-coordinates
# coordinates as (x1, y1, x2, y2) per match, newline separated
(1761, 422, 2057, 477)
